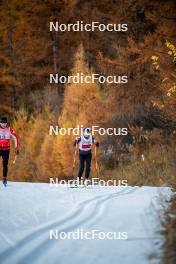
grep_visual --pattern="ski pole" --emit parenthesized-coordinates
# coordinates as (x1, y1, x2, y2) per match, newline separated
(13, 149, 19, 164)
(72, 144, 77, 178)
(13, 154, 18, 164)
(94, 145, 100, 176)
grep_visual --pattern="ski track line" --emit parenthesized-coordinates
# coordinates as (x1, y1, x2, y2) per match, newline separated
(17, 187, 139, 264)
(0, 194, 103, 260)
(0, 187, 138, 263)
(0, 232, 15, 247)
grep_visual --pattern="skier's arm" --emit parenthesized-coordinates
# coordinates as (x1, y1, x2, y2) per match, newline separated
(74, 137, 81, 146)
(10, 127, 19, 154)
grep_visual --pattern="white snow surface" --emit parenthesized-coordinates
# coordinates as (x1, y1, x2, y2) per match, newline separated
(0, 182, 172, 264)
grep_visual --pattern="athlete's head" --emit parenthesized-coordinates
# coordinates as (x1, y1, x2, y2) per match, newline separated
(83, 127, 91, 138)
(0, 117, 8, 128)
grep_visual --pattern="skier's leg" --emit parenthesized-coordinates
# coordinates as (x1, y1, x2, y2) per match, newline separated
(85, 153, 92, 179)
(2, 150, 10, 184)
(78, 154, 85, 180)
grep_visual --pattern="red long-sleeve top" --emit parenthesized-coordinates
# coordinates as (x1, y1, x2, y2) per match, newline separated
(0, 127, 19, 151)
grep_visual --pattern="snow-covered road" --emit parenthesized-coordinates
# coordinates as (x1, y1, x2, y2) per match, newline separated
(0, 182, 172, 264)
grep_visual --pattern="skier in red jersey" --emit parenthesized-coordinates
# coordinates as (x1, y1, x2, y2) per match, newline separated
(0, 117, 19, 186)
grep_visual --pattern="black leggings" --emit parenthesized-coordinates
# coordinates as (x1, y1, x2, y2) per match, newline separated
(0, 150, 10, 178)
(78, 153, 92, 179)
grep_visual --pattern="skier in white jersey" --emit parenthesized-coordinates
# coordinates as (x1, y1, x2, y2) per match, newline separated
(74, 128, 99, 181)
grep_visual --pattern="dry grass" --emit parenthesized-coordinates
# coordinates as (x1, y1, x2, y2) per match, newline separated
(163, 194, 176, 264)
(100, 145, 176, 187)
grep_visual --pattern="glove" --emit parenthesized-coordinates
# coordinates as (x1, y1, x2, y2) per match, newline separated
(95, 142, 99, 147)
(15, 148, 19, 155)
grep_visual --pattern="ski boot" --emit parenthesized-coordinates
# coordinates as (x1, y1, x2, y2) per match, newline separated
(74, 177, 84, 187)
(84, 179, 90, 187)
(3, 177, 7, 187)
